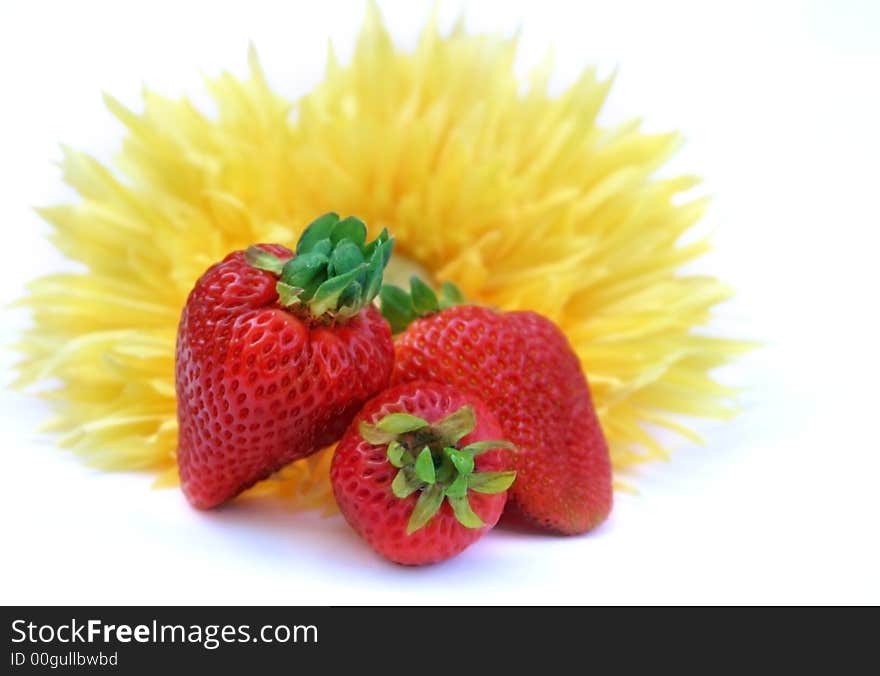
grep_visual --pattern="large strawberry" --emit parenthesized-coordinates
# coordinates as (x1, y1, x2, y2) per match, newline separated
(331, 381, 516, 565)
(381, 279, 612, 534)
(176, 213, 395, 509)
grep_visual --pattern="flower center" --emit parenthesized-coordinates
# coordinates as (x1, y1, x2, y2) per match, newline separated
(383, 251, 435, 290)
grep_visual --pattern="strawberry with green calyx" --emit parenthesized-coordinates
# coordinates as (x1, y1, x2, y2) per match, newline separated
(382, 277, 613, 535)
(331, 381, 516, 565)
(176, 213, 395, 509)
(360, 405, 515, 533)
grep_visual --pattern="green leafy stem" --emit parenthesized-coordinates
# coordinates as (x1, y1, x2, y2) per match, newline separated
(379, 276, 464, 333)
(359, 405, 516, 534)
(246, 212, 394, 321)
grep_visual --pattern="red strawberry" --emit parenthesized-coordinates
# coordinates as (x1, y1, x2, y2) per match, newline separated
(331, 381, 516, 565)
(381, 279, 612, 535)
(176, 213, 395, 508)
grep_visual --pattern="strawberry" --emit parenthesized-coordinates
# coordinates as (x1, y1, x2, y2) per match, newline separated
(381, 279, 613, 534)
(331, 381, 516, 565)
(176, 213, 395, 509)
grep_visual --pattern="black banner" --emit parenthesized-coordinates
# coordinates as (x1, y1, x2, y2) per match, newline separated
(1, 606, 867, 672)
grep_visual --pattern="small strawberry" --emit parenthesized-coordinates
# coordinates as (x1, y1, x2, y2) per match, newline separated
(331, 381, 516, 565)
(381, 279, 613, 535)
(176, 213, 395, 509)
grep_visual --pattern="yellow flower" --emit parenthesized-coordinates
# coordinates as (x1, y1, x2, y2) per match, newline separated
(15, 4, 747, 508)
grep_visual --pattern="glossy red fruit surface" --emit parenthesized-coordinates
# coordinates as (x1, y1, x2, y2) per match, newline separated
(391, 306, 612, 534)
(176, 244, 393, 509)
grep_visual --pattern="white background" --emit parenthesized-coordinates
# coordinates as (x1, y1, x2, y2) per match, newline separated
(1, 0, 878, 605)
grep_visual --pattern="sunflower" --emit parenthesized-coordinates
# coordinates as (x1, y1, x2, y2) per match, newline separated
(15, 3, 746, 509)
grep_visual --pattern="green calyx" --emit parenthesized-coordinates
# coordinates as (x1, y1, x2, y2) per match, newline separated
(379, 276, 465, 333)
(245, 212, 394, 321)
(359, 405, 516, 534)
